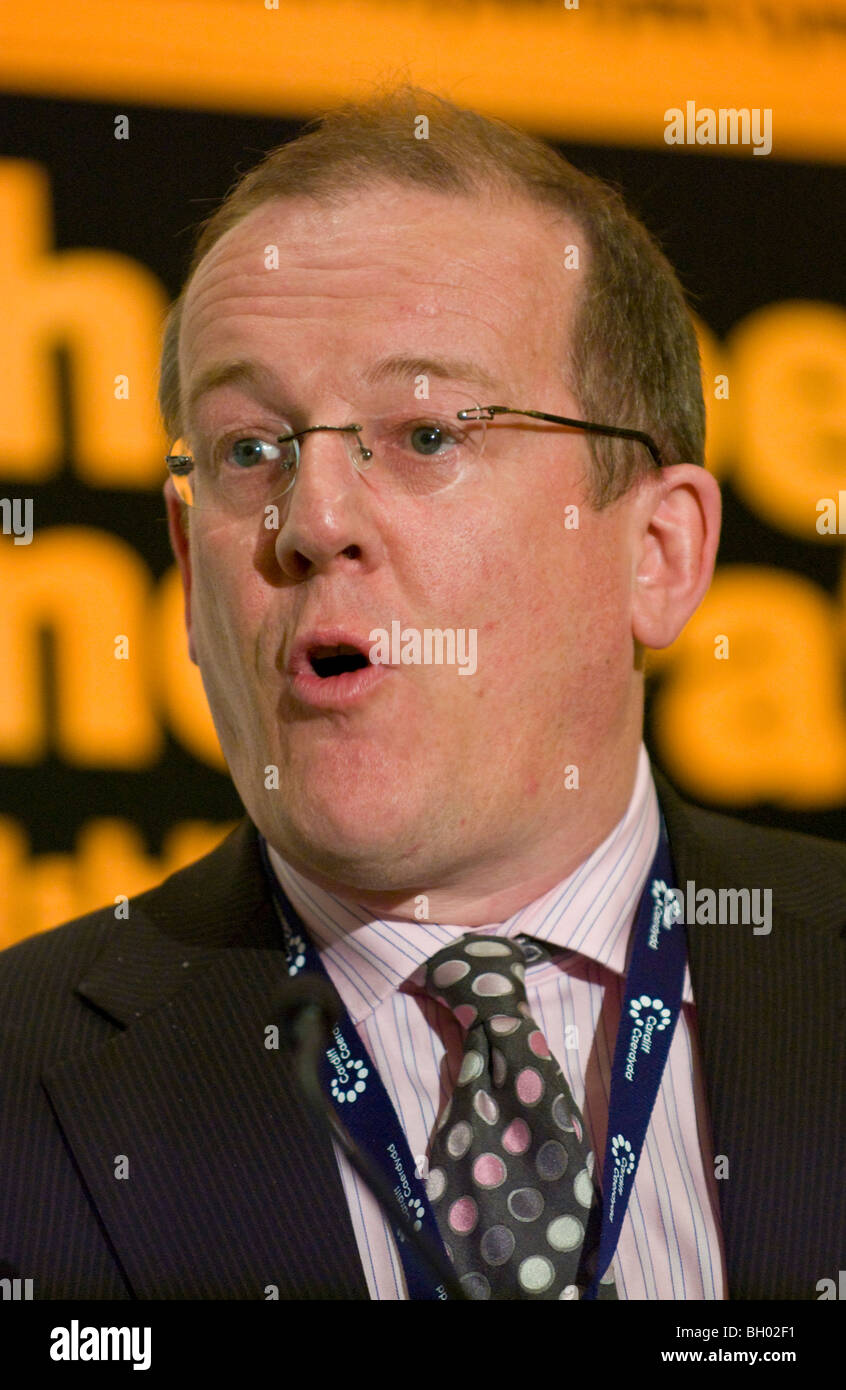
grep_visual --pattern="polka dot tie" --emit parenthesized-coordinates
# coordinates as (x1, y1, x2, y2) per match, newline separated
(424, 934, 618, 1300)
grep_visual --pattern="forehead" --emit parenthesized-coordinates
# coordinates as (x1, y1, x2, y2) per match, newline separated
(179, 184, 585, 404)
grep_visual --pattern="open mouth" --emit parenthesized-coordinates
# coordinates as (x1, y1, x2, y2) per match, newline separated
(308, 643, 371, 679)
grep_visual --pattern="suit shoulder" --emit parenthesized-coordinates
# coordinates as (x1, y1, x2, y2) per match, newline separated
(684, 801, 846, 876)
(655, 767, 846, 939)
(0, 905, 119, 987)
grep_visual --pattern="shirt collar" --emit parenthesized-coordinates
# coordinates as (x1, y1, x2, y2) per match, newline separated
(266, 744, 692, 1024)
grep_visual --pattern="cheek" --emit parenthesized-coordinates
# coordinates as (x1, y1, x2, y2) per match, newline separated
(502, 514, 634, 697)
(393, 489, 632, 676)
(189, 530, 265, 689)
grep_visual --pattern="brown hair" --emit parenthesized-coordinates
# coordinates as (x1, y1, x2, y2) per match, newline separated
(159, 85, 704, 506)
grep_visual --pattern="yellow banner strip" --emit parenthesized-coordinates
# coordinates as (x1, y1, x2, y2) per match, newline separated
(1, 0, 844, 161)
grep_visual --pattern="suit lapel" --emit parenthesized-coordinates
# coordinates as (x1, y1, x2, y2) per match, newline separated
(42, 822, 369, 1300)
(654, 769, 846, 1298)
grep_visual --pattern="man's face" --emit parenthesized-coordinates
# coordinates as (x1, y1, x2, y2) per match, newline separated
(172, 184, 647, 903)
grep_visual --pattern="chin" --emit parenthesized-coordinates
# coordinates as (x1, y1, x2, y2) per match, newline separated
(261, 793, 428, 884)
(234, 736, 436, 871)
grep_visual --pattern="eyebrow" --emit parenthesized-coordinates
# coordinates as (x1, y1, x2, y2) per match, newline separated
(185, 359, 280, 417)
(185, 353, 504, 417)
(361, 355, 503, 396)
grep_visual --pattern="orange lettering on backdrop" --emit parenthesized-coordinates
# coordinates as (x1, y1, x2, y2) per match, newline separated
(729, 302, 846, 539)
(648, 567, 846, 806)
(0, 529, 160, 765)
(0, 536, 226, 770)
(0, 160, 168, 484)
(0, 815, 234, 948)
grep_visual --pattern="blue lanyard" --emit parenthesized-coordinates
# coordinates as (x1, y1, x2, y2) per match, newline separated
(259, 820, 684, 1301)
(258, 837, 449, 1300)
(585, 817, 684, 1298)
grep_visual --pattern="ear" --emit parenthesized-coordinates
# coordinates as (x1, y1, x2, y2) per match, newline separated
(631, 464, 722, 649)
(164, 478, 198, 665)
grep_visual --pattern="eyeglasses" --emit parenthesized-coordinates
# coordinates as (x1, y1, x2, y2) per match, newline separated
(166, 390, 664, 515)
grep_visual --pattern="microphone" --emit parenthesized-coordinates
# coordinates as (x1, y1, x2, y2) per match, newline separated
(277, 975, 343, 1108)
(277, 977, 466, 1300)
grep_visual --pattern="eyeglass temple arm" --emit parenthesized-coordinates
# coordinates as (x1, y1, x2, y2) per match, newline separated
(458, 406, 664, 468)
(165, 454, 193, 476)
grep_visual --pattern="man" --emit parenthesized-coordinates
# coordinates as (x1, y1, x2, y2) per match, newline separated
(0, 88, 842, 1302)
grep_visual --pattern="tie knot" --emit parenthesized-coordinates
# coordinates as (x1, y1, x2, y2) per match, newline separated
(425, 934, 531, 1028)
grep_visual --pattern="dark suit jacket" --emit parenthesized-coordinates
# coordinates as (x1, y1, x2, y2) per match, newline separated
(1, 770, 843, 1300)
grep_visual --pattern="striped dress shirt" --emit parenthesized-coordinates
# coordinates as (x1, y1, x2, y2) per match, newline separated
(267, 743, 727, 1299)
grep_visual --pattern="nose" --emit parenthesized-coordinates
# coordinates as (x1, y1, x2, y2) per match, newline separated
(272, 425, 382, 580)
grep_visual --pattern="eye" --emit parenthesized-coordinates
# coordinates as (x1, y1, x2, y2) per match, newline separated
(227, 437, 285, 469)
(408, 421, 458, 456)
